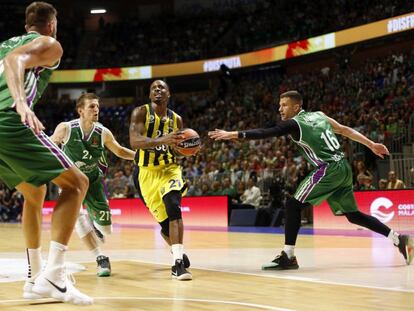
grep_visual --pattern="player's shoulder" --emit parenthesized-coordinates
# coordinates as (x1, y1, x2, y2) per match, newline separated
(67, 119, 80, 128)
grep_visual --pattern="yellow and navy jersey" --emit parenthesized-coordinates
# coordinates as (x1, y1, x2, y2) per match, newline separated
(135, 104, 179, 168)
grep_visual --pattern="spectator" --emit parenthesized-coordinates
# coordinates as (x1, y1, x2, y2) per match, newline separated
(387, 171, 406, 189)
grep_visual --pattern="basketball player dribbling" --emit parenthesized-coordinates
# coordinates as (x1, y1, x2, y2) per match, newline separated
(0, 1, 92, 304)
(209, 90, 413, 270)
(129, 80, 192, 280)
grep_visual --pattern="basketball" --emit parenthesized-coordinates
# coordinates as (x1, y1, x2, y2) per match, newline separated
(174, 128, 201, 156)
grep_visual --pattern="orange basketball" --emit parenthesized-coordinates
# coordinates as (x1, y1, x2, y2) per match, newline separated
(174, 128, 201, 156)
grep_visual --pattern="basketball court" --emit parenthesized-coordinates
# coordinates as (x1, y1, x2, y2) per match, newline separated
(0, 223, 412, 310)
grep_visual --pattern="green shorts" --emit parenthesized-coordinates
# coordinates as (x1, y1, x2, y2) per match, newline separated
(294, 159, 358, 215)
(84, 174, 111, 226)
(0, 109, 73, 189)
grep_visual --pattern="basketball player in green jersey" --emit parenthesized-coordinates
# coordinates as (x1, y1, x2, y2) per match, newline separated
(129, 80, 192, 280)
(0, 2, 93, 304)
(50, 93, 135, 277)
(209, 90, 413, 269)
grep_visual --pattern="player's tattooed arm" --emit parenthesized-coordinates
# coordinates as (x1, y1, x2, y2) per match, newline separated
(50, 122, 69, 145)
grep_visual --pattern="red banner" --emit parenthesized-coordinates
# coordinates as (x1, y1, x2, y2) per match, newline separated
(43, 196, 228, 228)
(314, 190, 414, 230)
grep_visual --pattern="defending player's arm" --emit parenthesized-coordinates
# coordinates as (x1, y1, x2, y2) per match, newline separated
(103, 128, 135, 160)
(208, 120, 300, 141)
(50, 122, 69, 145)
(325, 115, 389, 159)
(129, 105, 184, 150)
(3, 36, 63, 133)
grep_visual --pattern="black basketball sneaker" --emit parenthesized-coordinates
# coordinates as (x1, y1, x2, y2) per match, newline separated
(261, 251, 299, 270)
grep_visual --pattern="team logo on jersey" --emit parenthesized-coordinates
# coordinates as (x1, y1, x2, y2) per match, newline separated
(370, 197, 394, 223)
(75, 161, 86, 168)
(91, 137, 99, 147)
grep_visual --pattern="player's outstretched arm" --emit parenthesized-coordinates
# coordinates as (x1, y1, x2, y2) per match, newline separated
(103, 128, 135, 160)
(50, 122, 69, 145)
(4, 36, 62, 133)
(209, 120, 299, 141)
(326, 115, 389, 159)
(129, 105, 184, 150)
(208, 129, 238, 140)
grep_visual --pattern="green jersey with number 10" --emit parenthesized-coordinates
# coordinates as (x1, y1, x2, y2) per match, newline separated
(291, 110, 345, 167)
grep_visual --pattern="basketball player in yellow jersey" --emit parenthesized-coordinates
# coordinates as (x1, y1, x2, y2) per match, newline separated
(129, 80, 192, 280)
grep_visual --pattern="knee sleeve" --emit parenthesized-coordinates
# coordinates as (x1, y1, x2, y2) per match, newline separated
(93, 221, 113, 236)
(75, 213, 93, 238)
(163, 190, 182, 221)
(159, 218, 170, 237)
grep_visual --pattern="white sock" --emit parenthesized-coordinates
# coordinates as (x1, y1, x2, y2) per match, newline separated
(171, 244, 183, 263)
(283, 245, 295, 259)
(26, 247, 42, 280)
(44, 241, 68, 282)
(388, 230, 400, 246)
(92, 247, 104, 258)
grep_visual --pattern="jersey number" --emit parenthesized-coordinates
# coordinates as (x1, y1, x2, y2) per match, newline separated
(99, 211, 110, 221)
(82, 150, 92, 160)
(320, 129, 340, 151)
(169, 179, 182, 189)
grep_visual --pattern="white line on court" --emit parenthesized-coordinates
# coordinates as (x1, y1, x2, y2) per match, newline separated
(127, 259, 414, 294)
(0, 296, 294, 310)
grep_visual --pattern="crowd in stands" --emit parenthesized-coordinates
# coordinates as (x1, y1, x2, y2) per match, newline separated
(89, 50, 414, 206)
(0, 184, 23, 223)
(86, 0, 413, 68)
(1, 1, 412, 69)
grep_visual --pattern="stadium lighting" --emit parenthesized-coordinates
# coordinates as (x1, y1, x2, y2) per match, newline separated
(90, 9, 106, 14)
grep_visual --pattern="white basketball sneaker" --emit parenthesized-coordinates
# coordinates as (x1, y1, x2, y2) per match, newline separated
(23, 279, 43, 300)
(32, 268, 93, 305)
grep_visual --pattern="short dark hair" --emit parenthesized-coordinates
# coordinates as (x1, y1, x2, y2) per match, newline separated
(280, 90, 303, 106)
(76, 93, 99, 112)
(25, 2, 57, 29)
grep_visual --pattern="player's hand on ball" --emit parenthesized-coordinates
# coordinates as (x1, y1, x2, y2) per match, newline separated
(158, 131, 185, 146)
(208, 129, 238, 141)
(370, 143, 389, 159)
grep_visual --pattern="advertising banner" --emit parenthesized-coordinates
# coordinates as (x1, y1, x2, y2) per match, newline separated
(42, 196, 228, 228)
(50, 12, 414, 83)
(314, 190, 414, 231)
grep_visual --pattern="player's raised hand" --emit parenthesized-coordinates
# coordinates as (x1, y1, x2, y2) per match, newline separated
(208, 129, 238, 141)
(370, 143, 389, 159)
(15, 101, 45, 134)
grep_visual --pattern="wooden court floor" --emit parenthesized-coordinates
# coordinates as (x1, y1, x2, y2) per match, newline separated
(0, 223, 413, 310)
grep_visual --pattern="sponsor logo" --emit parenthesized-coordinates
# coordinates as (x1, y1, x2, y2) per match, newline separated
(370, 197, 394, 223)
(46, 278, 67, 293)
(203, 56, 241, 72)
(387, 14, 414, 33)
(75, 161, 86, 168)
(178, 138, 201, 148)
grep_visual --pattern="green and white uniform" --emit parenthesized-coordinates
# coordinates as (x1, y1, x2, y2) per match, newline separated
(292, 111, 358, 215)
(63, 119, 111, 226)
(0, 32, 72, 189)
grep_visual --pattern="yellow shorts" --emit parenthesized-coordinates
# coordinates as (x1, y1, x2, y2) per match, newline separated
(136, 164, 187, 222)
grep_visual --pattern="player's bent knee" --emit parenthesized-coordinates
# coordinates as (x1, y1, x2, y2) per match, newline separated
(94, 222, 113, 236)
(75, 214, 93, 238)
(163, 191, 182, 221)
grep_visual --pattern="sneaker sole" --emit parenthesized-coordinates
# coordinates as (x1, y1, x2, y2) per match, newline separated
(23, 291, 43, 300)
(172, 273, 192, 281)
(261, 264, 299, 271)
(97, 271, 111, 277)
